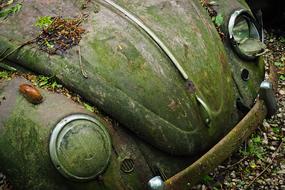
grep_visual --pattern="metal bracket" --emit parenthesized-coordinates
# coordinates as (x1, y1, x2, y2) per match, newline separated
(259, 81, 277, 118)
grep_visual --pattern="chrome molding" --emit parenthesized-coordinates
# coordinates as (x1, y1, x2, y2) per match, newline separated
(101, 0, 189, 80)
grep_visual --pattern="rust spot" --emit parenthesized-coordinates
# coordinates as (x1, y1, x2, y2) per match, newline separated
(219, 52, 228, 71)
(19, 84, 43, 104)
(186, 80, 196, 93)
(184, 43, 189, 59)
(168, 99, 178, 111)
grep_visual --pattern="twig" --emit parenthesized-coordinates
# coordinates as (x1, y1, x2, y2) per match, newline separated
(77, 46, 88, 79)
(245, 141, 283, 189)
(227, 156, 248, 169)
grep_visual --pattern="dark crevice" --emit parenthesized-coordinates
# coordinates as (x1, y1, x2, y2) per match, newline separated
(246, 0, 285, 34)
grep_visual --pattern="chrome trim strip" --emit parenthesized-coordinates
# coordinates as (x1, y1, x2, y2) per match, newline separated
(102, 0, 189, 80)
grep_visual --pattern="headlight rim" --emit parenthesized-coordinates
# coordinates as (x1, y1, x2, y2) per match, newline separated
(49, 113, 112, 182)
(228, 9, 264, 60)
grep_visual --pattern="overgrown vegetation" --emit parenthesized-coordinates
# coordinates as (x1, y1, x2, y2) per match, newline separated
(34, 16, 53, 29)
(35, 16, 86, 55)
(0, 0, 22, 19)
(0, 70, 13, 79)
(34, 75, 62, 90)
(200, 0, 225, 39)
(240, 135, 266, 160)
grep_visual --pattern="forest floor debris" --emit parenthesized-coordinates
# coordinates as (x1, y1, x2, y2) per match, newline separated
(35, 16, 86, 55)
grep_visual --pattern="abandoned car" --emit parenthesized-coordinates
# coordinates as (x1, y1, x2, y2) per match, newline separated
(0, 0, 277, 189)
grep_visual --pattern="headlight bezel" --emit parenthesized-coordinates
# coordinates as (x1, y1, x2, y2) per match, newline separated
(228, 9, 264, 60)
(49, 113, 112, 182)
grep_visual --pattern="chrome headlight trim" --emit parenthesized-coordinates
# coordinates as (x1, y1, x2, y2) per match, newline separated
(228, 9, 264, 60)
(49, 114, 112, 181)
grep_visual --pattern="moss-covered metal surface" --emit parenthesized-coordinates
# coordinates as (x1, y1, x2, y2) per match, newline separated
(213, 0, 265, 107)
(0, 0, 261, 156)
(0, 0, 267, 189)
(0, 77, 153, 190)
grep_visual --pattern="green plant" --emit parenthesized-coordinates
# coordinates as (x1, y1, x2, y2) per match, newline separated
(280, 36, 285, 43)
(202, 175, 214, 184)
(274, 62, 284, 68)
(272, 127, 280, 134)
(0, 70, 11, 79)
(35, 75, 62, 90)
(35, 16, 53, 29)
(83, 103, 95, 112)
(213, 13, 224, 27)
(241, 135, 265, 160)
(0, 3, 22, 18)
(280, 75, 285, 81)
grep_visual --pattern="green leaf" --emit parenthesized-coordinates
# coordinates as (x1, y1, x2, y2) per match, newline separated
(214, 13, 224, 27)
(250, 161, 257, 169)
(0, 3, 22, 18)
(202, 175, 214, 184)
(272, 127, 280, 134)
(83, 103, 95, 112)
(280, 75, 285, 81)
(280, 36, 285, 43)
(252, 136, 262, 144)
(35, 16, 53, 29)
(274, 62, 284, 68)
(0, 70, 10, 79)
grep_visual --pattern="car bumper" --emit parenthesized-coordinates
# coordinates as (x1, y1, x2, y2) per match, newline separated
(149, 66, 278, 190)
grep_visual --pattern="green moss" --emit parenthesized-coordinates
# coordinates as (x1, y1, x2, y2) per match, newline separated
(0, 99, 67, 189)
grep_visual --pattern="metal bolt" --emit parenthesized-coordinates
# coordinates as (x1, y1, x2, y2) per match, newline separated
(148, 176, 165, 190)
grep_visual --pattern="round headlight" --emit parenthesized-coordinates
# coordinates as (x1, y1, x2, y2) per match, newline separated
(49, 114, 112, 181)
(228, 9, 265, 60)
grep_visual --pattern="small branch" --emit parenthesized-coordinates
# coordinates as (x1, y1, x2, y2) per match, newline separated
(227, 156, 248, 169)
(245, 141, 283, 189)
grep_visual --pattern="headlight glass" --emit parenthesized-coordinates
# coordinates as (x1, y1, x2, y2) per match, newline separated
(229, 9, 265, 60)
(49, 114, 112, 181)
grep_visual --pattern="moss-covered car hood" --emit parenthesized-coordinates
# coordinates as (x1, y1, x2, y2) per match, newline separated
(0, 0, 262, 155)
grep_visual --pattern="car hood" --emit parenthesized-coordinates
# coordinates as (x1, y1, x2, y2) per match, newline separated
(0, 0, 238, 155)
